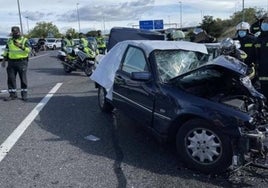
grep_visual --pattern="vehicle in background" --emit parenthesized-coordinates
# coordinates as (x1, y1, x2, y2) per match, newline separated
(57, 46, 95, 76)
(106, 27, 165, 52)
(0, 36, 9, 60)
(91, 40, 268, 174)
(28, 38, 40, 56)
(45, 38, 62, 50)
(37, 38, 47, 51)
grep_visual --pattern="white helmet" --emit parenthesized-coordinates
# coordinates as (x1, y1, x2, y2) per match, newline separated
(236, 22, 250, 30)
(219, 38, 236, 55)
(172, 30, 185, 40)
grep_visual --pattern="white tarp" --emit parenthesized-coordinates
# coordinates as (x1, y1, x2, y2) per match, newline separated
(90, 40, 208, 100)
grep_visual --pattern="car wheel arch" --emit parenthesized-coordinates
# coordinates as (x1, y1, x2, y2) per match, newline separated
(167, 114, 214, 141)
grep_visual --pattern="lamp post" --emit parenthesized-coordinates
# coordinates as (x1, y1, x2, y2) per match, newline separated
(76, 3, 81, 32)
(179, 1, 182, 29)
(25, 16, 29, 33)
(17, 0, 23, 34)
(242, 0, 245, 21)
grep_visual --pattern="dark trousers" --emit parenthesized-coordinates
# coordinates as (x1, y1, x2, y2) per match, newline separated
(7, 59, 28, 96)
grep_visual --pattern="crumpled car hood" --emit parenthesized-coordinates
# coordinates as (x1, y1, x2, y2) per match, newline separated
(171, 55, 263, 101)
(202, 55, 248, 75)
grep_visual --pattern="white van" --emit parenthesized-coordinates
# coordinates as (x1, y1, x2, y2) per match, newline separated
(45, 38, 62, 50)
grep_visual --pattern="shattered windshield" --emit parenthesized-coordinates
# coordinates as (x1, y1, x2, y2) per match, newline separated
(153, 50, 206, 82)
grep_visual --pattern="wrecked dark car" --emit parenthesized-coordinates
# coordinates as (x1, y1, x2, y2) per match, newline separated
(90, 40, 268, 174)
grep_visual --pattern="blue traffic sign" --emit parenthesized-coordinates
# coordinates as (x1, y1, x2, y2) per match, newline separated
(154, 20, 163, 29)
(139, 20, 163, 30)
(139, 20, 154, 30)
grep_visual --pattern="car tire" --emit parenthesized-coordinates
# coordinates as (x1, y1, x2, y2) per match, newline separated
(176, 118, 232, 174)
(53, 45, 56, 50)
(98, 86, 114, 113)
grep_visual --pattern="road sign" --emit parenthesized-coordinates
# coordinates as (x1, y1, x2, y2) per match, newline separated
(154, 20, 164, 29)
(139, 20, 154, 30)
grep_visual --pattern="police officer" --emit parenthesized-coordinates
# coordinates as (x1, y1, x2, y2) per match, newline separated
(62, 33, 74, 53)
(2, 26, 30, 101)
(234, 21, 259, 88)
(95, 30, 106, 54)
(78, 33, 95, 59)
(256, 17, 268, 99)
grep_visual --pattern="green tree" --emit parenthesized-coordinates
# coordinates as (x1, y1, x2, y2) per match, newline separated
(200, 16, 223, 38)
(230, 8, 259, 25)
(29, 22, 61, 38)
(200, 7, 266, 39)
(66, 28, 79, 38)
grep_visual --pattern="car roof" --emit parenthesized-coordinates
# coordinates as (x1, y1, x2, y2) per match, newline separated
(114, 40, 208, 57)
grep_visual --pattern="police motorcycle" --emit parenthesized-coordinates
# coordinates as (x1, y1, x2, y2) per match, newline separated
(57, 45, 95, 76)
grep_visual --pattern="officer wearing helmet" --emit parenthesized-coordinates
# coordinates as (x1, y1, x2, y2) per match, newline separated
(96, 30, 106, 54)
(78, 33, 95, 59)
(234, 21, 259, 88)
(255, 17, 268, 99)
(2, 26, 30, 101)
(62, 32, 74, 54)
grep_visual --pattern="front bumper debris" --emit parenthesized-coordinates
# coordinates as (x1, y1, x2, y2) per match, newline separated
(240, 125, 268, 169)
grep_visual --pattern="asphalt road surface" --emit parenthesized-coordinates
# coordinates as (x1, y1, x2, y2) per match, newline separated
(0, 50, 267, 188)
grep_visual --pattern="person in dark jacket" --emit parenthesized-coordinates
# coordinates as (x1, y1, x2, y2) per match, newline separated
(190, 28, 217, 43)
(255, 17, 268, 99)
(250, 13, 268, 36)
(234, 21, 259, 89)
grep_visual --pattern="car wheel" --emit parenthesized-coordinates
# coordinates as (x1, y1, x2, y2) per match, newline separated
(176, 118, 232, 174)
(53, 45, 56, 50)
(98, 86, 113, 113)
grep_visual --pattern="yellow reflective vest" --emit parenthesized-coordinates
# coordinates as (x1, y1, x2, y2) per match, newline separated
(3, 37, 30, 59)
(96, 36, 106, 48)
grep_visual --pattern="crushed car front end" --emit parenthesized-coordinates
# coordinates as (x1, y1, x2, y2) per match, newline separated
(174, 55, 268, 170)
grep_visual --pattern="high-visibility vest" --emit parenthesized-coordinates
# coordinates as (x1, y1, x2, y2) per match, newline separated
(64, 38, 74, 47)
(4, 37, 30, 59)
(80, 37, 89, 48)
(96, 36, 106, 48)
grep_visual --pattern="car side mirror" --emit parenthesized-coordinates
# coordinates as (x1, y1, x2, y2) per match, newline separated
(130, 72, 152, 81)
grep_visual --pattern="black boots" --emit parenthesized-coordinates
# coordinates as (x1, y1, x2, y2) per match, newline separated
(4, 93, 18, 101)
(3, 92, 27, 101)
(21, 91, 28, 101)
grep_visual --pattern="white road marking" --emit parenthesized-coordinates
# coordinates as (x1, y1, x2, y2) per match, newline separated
(0, 83, 63, 163)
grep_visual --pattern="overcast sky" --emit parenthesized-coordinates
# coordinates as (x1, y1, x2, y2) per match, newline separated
(0, 0, 267, 36)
